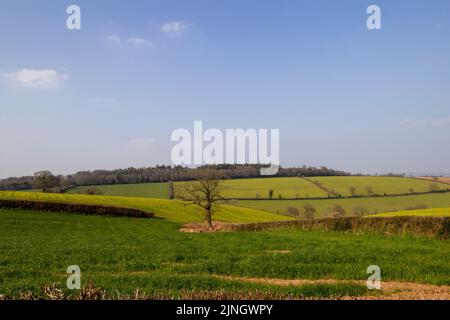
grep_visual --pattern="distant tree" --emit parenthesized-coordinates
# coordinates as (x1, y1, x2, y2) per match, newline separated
(256, 193, 260, 200)
(349, 186, 357, 197)
(295, 193, 300, 199)
(268, 189, 274, 199)
(366, 186, 374, 197)
(168, 181, 175, 200)
(33, 171, 59, 193)
(286, 207, 300, 216)
(429, 183, 440, 192)
(177, 171, 224, 230)
(352, 206, 369, 217)
(302, 203, 316, 219)
(329, 204, 346, 218)
(409, 188, 415, 194)
(278, 194, 283, 200)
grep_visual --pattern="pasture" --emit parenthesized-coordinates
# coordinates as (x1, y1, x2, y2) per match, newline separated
(60, 176, 450, 200)
(310, 176, 449, 197)
(238, 192, 450, 217)
(67, 182, 169, 198)
(0, 209, 448, 299)
(0, 191, 290, 224)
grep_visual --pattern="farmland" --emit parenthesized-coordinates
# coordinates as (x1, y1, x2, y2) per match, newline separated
(0, 209, 449, 299)
(62, 176, 450, 200)
(0, 191, 290, 224)
(68, 182, 169, 199)
(373, 208, 450, 217)
(238, 193, 450, 217)
(309, 176, 449, 197)
(175, 177, 327, 199)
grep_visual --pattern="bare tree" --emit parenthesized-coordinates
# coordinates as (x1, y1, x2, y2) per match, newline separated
(366, 186, 374, 197)
(168, 181, 175, 200)
(302, 203, 316, 219)
(268, 189, 274, 199)
(349, 186, 357, 197)
(177, 172, 225, 230)
(352, 206, 369, 217)
(33, 171, 59, 193)
(328, 204, 346, 218)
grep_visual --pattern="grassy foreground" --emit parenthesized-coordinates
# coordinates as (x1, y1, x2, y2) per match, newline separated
(0, 209, 449, 299)
(0, 191, 290, 224)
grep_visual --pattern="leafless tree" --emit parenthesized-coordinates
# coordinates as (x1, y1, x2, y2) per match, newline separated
(349, 186, 357, 197)
(177, 172, 225, 229)
(302, 203, 316, 219)
(366, 186, 374, 197)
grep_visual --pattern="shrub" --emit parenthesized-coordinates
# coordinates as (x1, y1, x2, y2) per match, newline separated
(286, 207, 300, 216)
(302, 203, 316, 219)
(405, 204, 429, 211)
(328, 205, 346, 218)
(0, 200, 153, 218)
(223, 216, 450, 239)
(352, 206, 369, 217)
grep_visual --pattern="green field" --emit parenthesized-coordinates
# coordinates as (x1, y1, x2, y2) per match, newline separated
(311, 176, 449, 197)
(0, 191, 290, 224)
(238, 193, 450, 217)
(61, 177, 450, 200)
(68, 182, 169, 199)
(0, 209, 448, 299)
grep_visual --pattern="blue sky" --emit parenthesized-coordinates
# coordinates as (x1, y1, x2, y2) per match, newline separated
(1, 0, 450, 178)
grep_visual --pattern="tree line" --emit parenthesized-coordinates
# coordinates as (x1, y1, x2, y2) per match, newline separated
(0, 164, 350, 192)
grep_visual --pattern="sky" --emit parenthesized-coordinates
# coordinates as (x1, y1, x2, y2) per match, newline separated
(1, 0, 450, 178)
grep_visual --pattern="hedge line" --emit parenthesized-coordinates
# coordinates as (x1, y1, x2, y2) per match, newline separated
(222, 216, 450, 239)
(0, 199, 153, 218)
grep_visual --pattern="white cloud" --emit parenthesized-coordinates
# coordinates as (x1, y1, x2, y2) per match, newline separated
(128, 37, 153, 47)
(2, 69, 69, 89)
(161, 21, 188, 36)
(106, 34, 121, 46)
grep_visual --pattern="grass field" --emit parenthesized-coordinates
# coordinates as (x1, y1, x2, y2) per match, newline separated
(67, 182, 169, 199)
(0, 209, 448, 299)
(0, 191, 290, 224)
(238, 193, 450, 217)
(311, 176, 449, 197)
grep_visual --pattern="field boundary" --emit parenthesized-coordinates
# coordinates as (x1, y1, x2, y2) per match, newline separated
(0, 199, 154, 218)
(205, 216, 450, 239)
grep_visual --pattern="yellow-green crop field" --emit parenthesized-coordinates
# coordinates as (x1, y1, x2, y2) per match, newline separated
(58, 177, 450, 200)
(373, 208, 450, 217)
(311, 176, 449, 197)
(0, 191, 290, 224)
(237, 192, 450, 217)
(175, 177, 327, 199)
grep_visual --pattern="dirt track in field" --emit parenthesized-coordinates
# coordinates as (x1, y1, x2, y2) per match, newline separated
(214, 275, 450, 300)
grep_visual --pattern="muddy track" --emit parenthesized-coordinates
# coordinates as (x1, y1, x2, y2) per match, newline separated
(213, 275, 450, 300)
